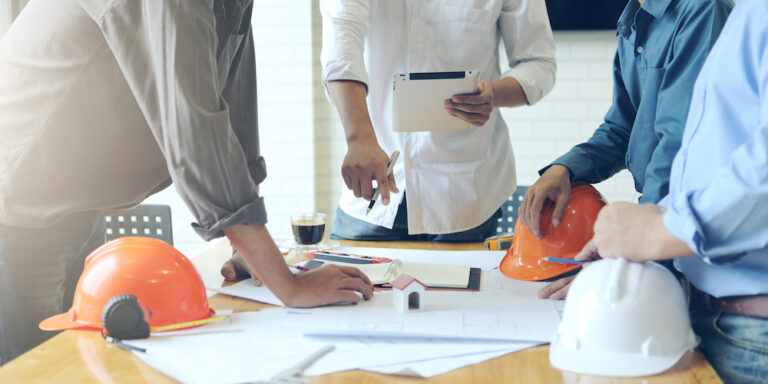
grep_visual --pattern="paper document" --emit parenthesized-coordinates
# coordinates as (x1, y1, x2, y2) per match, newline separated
(128, 310, 537, 384)
(322, 260, 471, 288)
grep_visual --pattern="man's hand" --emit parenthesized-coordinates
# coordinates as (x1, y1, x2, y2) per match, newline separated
(591, 202, 692, 261)
(537, 275, 576, 300)
(445, 82, 495, 126)
(328, 80, 399, 204)
(222, 224, 374, 308)
(520, 165, 572, 239)
(221, 248, 262, 285)
(342, 137, 399, 203)
(285, 265, 374, 307)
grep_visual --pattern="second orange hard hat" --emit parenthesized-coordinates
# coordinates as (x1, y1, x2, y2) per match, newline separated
(500, 183, 607, 281)
(40, 237, 215, 331)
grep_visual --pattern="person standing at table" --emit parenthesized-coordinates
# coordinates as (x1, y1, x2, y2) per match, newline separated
(579, 2, 768, 380)
(519, 0, 732, 299)
(0, 0, 372, 364)
(320, 0, 556, 242)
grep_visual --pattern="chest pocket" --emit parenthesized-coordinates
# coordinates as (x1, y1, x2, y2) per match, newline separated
(626, 67, 666, 183)
(422, 6, 497, 70)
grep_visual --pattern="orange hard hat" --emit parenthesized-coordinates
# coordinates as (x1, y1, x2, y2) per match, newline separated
(40, 237, 214, 331)
(500, 183, 606, 281)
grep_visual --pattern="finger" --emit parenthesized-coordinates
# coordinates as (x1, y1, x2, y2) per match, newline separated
(520, 189, 534, 231)
(374, 166, 391, 205)
(549, 283, 572, 301)
(388, 171, 399, 194)
(537, 276, 574, 299)
(350, 173, 363, 198)
(342, 171, 354, 191)
(452, 83, 491, 105)
(337, 277, 374, 300)
(450, 109, 487, 126)
(359, 171, 375, 200)
(529, 192, 548, 239)
(334, 265, 373, 287)
(250, 274, 263, 287)
(331, 290, 362, 305)
(551, 191, 569, 228)
(220, 259, 238, 282)
(450, 101, 492, 115)
(574, 239, 599, 261)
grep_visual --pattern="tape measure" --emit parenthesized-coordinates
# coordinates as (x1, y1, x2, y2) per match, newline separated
(484, 233, 515, 250)
(101, 294, 227, 339)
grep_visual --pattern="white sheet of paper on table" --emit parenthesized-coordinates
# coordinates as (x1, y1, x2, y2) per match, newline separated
(128, 310, 538, 384)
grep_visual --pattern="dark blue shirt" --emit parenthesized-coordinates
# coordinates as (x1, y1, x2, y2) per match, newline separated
(547, 0, 732, 204)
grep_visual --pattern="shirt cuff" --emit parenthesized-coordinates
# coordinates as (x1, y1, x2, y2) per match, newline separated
(192, 197, 267, 241)
(321, 60, 370, 104)
(502, 60, 555, 105)
(542, 151, 594, 181)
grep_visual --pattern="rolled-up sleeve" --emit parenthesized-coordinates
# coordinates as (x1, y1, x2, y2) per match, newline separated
(319, 0, 370, 100)
(663, 120, 768, 262)
(78, 0, 266, 240)
(499, 0, 556, 105)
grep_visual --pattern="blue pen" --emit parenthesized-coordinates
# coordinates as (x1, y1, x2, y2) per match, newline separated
(540, 257, 589, 265)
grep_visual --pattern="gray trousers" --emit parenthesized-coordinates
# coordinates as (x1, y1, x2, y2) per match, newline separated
(0, 211, 105, 364)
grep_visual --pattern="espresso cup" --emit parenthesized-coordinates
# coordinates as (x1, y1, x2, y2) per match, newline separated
(290, 213, 326, 247)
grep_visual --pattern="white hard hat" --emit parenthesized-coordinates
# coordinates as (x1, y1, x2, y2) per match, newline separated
(549, 258, 699, 377)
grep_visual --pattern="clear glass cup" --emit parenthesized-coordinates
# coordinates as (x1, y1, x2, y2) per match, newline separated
(290, 213, 326, 251)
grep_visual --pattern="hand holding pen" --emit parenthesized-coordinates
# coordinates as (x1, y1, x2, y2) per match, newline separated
(367, 151, 400, 215)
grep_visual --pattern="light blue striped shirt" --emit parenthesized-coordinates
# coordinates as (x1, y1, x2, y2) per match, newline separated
(661, 0, 768, 298)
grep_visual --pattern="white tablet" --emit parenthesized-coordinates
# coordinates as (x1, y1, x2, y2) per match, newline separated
(392, 71, 479, 132)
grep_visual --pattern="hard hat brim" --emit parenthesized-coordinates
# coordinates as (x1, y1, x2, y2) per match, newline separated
(39, 311, 94, 331)
(549, 342, 691, 377)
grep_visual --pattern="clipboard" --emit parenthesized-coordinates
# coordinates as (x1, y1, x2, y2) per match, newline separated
(392, 71, 480, 132)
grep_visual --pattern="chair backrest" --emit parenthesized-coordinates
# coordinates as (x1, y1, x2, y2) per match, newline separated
(496, 186, 529, 235)
(105, 204, 173, 245)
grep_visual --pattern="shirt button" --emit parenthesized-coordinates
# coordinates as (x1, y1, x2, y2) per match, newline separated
(412, 44, 422, 52)
(636, 46, 644, 54)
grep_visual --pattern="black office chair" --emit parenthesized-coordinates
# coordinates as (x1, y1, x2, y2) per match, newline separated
(496, 185, 529, 235)
(105, 204, 174, 245)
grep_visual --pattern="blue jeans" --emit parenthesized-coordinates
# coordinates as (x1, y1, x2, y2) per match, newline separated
(0, 211, 105, 364)
(691, 308, 768, 383)
(330, 193, 502, 242)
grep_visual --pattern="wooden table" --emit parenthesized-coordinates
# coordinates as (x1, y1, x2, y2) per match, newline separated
(0, 240, 722, 383)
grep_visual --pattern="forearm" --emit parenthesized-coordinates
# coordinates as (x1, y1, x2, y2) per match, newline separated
(646, 208, 695, 260)
(489, 77, 529, 108)
(222, 225, 296, 303)
(327, 80, 377, 144)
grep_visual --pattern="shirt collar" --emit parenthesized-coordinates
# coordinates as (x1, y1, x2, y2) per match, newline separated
(616, 0, 674, 38)
(642, 0, 674, 20)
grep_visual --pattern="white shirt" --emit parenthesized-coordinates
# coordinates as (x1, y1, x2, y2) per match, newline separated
(320, 0, 556, 234)
(0, 0, 267, 240)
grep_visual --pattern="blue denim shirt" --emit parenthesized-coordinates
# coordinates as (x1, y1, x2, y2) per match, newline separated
(661, 0, 768, 298)
(547, 0, 732, 204)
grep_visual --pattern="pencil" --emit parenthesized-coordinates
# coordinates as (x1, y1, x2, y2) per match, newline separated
(540, 257, 589, 265)
(366, 150, 400, 215)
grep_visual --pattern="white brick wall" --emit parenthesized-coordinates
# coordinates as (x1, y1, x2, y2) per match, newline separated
(143, 3, 643, 255)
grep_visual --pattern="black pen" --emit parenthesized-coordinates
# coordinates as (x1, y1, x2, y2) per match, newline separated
(366, 150, 400, 215)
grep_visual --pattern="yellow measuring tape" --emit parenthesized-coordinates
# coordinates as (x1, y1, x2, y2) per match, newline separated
(150, 315, 230, 333)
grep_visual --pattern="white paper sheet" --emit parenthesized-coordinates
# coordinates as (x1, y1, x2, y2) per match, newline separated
(129, 310, 537, 384)
(211, 280, 285, 306)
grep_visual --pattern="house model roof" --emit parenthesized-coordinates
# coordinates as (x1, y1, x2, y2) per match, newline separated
(391, 273, 427, 290)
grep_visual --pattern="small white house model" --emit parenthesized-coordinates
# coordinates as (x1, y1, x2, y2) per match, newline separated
(392, 273, 427, 312)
